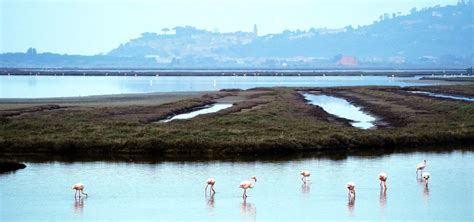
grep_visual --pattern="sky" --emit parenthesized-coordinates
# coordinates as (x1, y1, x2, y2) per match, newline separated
(0, 0, 461, 55)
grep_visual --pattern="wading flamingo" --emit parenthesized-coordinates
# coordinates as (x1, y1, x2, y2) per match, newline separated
(416, 160, 427, 176)
(300, 170, 310, 184)
(422, 172, 430, 187)
(347, 182, 356, 199)
(205, 178, 216, 194)
(378, 172, 388, 190)
(239, 176, 257, 199)
(72, 183, 88, 198)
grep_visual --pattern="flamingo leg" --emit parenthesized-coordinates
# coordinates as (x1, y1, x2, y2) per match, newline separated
(211, 185, 216, 194)
(74, 190, 78, 198)
(205, 184, 209, 193)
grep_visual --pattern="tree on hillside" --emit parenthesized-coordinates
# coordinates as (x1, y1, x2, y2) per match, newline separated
(162, 28, 170, 34)
(26, 48, 37, 55)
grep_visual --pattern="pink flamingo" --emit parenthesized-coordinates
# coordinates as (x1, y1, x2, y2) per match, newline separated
(239, 176, 257, 199)
(422, 172, 430, 187)
(378, 172, 388, 190)
(205, 178, 216, 194)
(300, 170, 310, 184)
(416, 160, 427, 176)
(347, 182, 356, 199)
(72, 183, 88, 198)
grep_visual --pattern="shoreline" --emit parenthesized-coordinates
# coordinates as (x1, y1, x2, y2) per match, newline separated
(2, 145, 472, 163)
(0, 69, 469, 77)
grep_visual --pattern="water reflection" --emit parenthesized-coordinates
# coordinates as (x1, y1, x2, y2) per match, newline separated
(379, 189, 387, 208)
(423, 187, 430, 204)
(73, 197, 85, 215)
(205, 193, 215, 210)
(409, 91, 474, 102)
(2, 146, 471, 164)
(160, 103, 233, 122)
(347, 196, 355, 214)
(416, 176, 424, 185)
(302, 93, 376, 129)
(1, 75, 423, 98)
(301, 183, 310, 194)
(240, 200, 257, 221)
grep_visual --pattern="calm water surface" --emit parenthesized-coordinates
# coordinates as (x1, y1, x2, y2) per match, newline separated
(409, 91, 474, 102)
(0, 151, 472, 221)
(161, 104, 233, 122)
(303, 94, 377, 129)
(0, 75, 428, 98)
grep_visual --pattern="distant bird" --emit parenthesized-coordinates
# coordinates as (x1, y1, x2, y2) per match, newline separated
(72, 183, 88, 198)
(347, 182, 356, 199)
(205, 178, 216, 194)
(378, 172, 388, 190)
(239, 176, 257, 199)
(422, 172, 430, 187)
(300, 170, 311, 184)
(416, 160, 427, 176)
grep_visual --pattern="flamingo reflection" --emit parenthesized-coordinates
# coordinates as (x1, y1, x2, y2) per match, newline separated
(379, 189, 387, 208)
(301, 183, 310, 194)
(423, 186, 430, 204)
(347, 196, 355, 214)
(73, 196, 85, 214)
(205, 193, 215, 209)
(240, 199, 257, 221)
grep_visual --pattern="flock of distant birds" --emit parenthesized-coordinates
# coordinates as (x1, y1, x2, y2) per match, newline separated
(71, 159, 430, 201)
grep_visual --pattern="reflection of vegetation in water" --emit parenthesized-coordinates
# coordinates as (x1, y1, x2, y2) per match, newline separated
(2, 146, 472, 164)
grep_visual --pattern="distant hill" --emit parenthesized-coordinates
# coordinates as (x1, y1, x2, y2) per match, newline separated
(1, 2, 472, 68)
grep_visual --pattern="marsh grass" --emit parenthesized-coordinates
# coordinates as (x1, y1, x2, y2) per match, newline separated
(1, 85, 473, 158)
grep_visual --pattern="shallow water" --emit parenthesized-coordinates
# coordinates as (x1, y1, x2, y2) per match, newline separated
(0, 151, 472, 221)
(161, 103, 233, 122)
(0, 75, 428, 98)
(409, 91, 474, 102)
(303, 94, 377, 129)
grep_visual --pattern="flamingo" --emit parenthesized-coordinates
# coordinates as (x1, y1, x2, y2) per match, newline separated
(239, 176, 257, 199)
(416, 160, 427, 176)
(300, 170, 310, 184)
(205, 178, 216, 194)
(347, 182, 356, 199)
(72, 183, 88, 198)
(378, 172, 388, 190)
(422, 172, 430, 187)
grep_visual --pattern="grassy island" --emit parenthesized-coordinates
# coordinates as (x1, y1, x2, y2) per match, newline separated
(1, 84, 473, 159)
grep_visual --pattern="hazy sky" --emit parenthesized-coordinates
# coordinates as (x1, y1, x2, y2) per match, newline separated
(0, 0, 460, 55)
